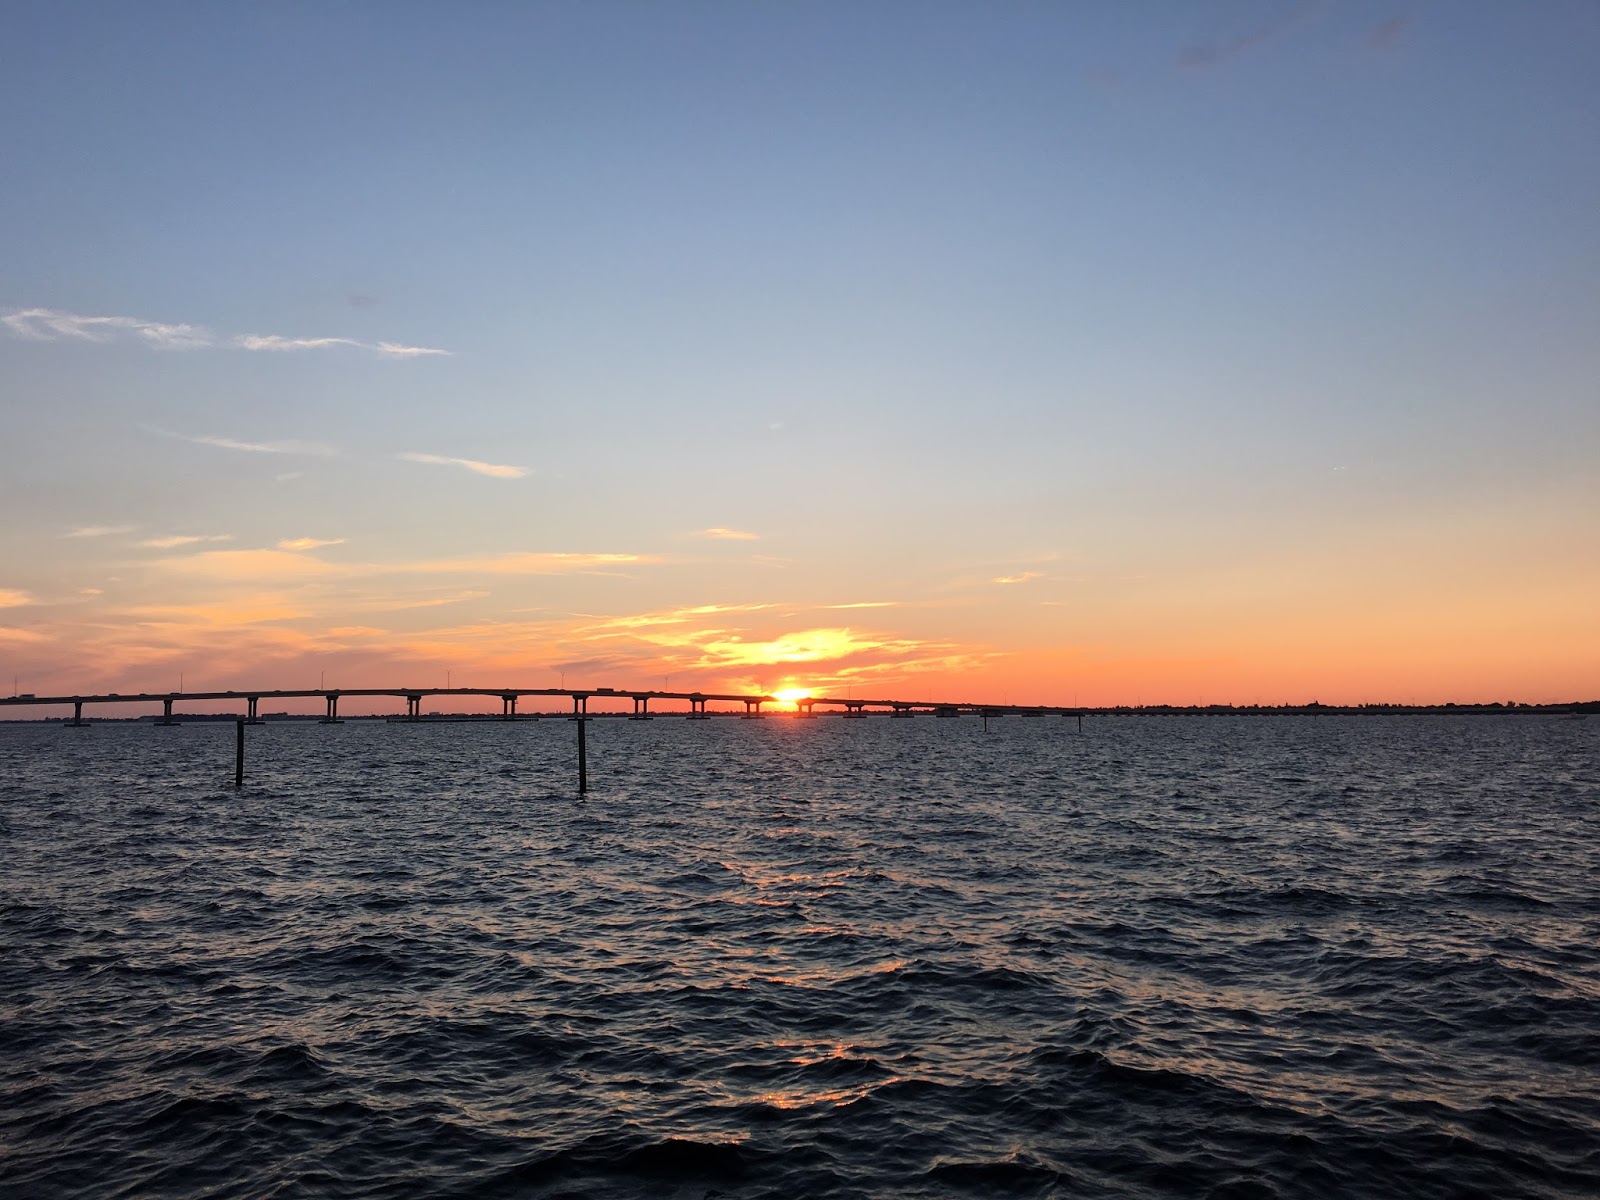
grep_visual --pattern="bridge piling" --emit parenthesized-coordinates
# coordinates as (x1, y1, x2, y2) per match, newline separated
(235, 719, 245, 787)
(577, 713, 588, 793)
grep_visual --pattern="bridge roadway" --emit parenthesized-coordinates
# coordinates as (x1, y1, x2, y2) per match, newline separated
(0, 686, 1081, 724)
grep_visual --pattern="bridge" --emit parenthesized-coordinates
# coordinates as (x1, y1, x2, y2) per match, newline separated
(0, 686, 1081, 724)
(0, 686, 1083, 792)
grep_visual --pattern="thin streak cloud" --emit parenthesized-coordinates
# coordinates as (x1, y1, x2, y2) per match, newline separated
(146, 548, 661, 582)
(179, 434, 340, 457)
(397, 452, 529, 479)
(695, 528, 760, 541)
(0, 589, 32, 607)
(278, 537, 346, 551)
(140, 534, 233, 549)
(233, 335, 360, 352)
(4, 307, 449, 357)
(3, 308, 209, 348)
(408, 552, 657, 575)
(377, 342, 451, 358)
(65, 524, 135, 538)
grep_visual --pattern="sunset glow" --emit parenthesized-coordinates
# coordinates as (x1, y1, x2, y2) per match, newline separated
(1, 6, 1595, 710)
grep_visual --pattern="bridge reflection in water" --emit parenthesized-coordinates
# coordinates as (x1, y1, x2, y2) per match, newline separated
(0, 686, 1084, 793)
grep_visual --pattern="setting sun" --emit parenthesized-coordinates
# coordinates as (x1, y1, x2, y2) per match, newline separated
(772, 687, 813, 707)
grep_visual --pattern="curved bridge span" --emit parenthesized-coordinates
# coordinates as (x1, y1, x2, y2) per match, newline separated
(0, 687, 1081, 724)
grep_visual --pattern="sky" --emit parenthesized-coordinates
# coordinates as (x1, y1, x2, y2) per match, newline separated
(2, 1, 1597, 710)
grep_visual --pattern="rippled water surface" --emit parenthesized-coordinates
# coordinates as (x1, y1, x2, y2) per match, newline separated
(3, 715, 1598, 1198)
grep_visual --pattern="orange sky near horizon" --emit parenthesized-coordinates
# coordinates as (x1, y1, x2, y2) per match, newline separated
(2, 494, 1595, 711)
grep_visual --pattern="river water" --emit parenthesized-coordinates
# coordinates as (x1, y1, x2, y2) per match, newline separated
(2, 715, 1597, 1198)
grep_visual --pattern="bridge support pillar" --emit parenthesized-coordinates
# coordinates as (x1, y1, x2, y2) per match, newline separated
(742, 699, 763, 719)
(406, 695, 421, 720)
(844, 703, 866, 719)
(157, 697, 180, 726)
(687, 696, 709, 720)
(245, 696, 263, 725)
(797, 700, 815, 718)
(569, 694, 588, 721)
(630, 695, 653, 720)
(891, 704, 914, 718)
(503, 694, 517, 720)
(67, 699, 89, 727)
(576, 712, 588, 793)
(321, 693, 343, 724)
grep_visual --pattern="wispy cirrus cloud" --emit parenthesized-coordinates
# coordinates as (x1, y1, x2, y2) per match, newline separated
(695, 527, 760, 541)
(397, 452, 528, 479)
(140, 534, 233, 549)
(3, 309, 210, 348)
(277, 537, 346, 551)
(176, 433, 340, 457)
(575, 603, 778, 636)
(4, 307, 449, 357)
(376, 342, 451, 358)
(147, 547, 660, 583)
(65, 524, 135, 539)
(407, 552, 657, 575)
(0, 589, 32, 607)
(233, 335, 361, 352)
(994, 571, 1043, 585)
(235, 334, 450, 357)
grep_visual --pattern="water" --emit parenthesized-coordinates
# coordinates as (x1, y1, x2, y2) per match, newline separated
(2, 715, 1597, 1198)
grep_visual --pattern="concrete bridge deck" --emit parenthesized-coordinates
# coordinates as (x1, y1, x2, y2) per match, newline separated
(0, 686, 1080, 723)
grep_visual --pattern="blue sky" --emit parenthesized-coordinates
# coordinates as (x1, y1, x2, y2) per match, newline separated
(2, 1, 1597, 704)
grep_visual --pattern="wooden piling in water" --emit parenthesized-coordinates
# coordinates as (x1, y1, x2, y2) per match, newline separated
(577, 715, 588, 793)
(235, 719, 245, 788)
